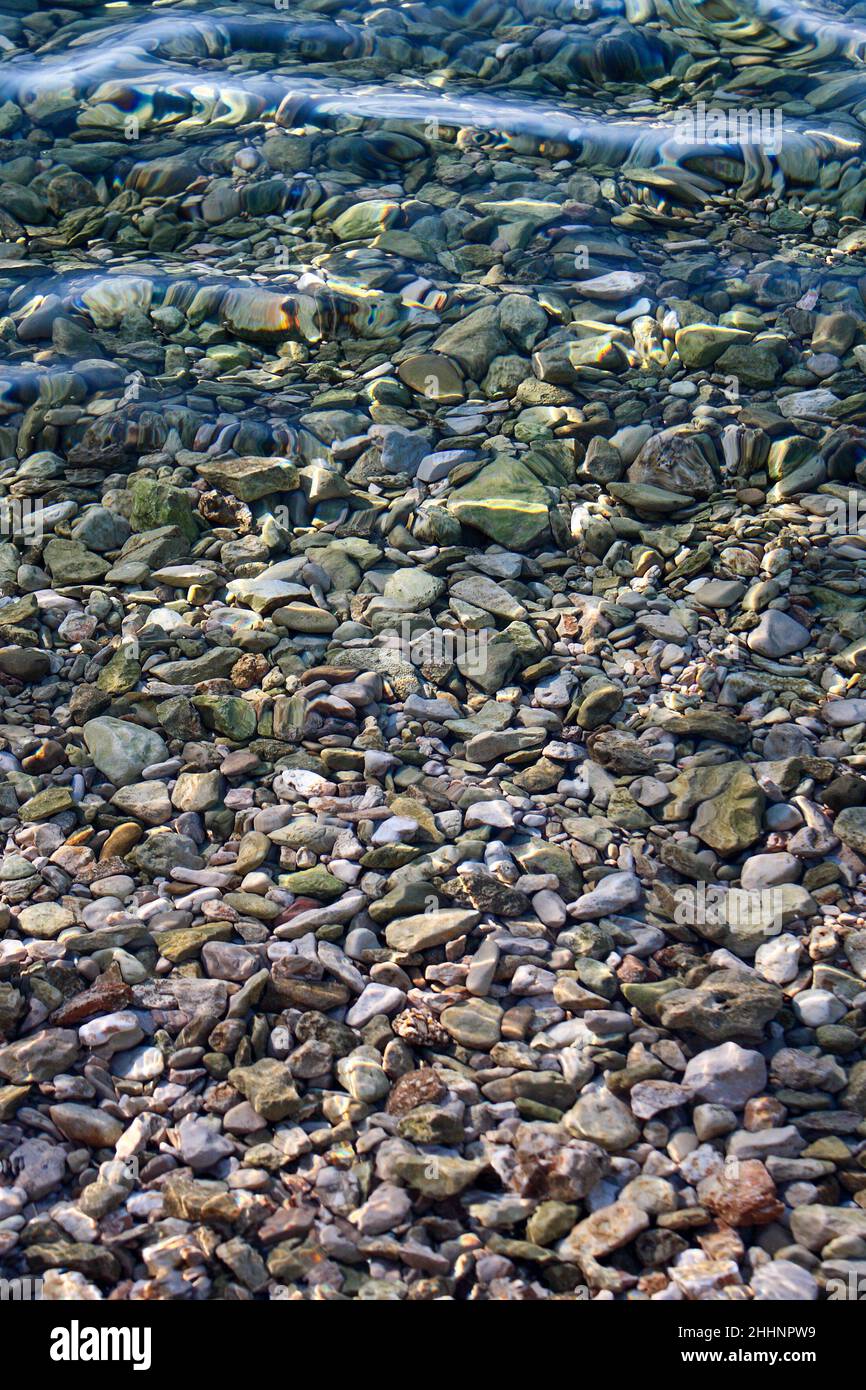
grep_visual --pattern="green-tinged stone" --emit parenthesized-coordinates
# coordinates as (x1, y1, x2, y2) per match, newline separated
(386, 794, 445, 844)
(233, 831, 273, 874)
(605, 786, 652, 831)
(227, 1059, 300, 1120)
(360, 844, 422, 869)
(128, 833, 204, 878)
(608, 482, 693, 514)
(0, 1028, 80, 1082)
(389, 1152, 486, 1197)
(96, 646, 141, 694)
(511, 840, 582, 899)
(26, 1243, 119, 1282)
(130, 478, 198, 543)
(621, 978, 685, 1023)
(335, 1047, 390, 1103)
(484, 1072, 576, 1109)
(484, 1233, 559, 1264)
(397, 1105, 464, 1145)
(527, 1202, 578, 1246)
(83, 716, 168, 787)
(16, 902, 74, 938)
(273, 603, 337, 633)
(193, 694, 257, 741)
(333, 199, 401, 240)
(0, 1084, 30, 1119)
(441, 998, 503, 1049)
(43, 538, 109, 585)
(223, 891, 281, 921)
(657, 972, 782, 1042)
(155, 923, 233, 963)
(19, 786, 74, 821)
(576, 682, 624, 730)
(834, 807, 866, 853)
(665, 762, 764, 854)
(448, 456, 550, 547)
(563, 1088, 640, 1152)
(675, 323, 751, 368)
(151, 649, 238, 685)
(382, 568, 445, 611)
(62, 925, 154, 954)
(385, 908, 479, 953)
(278, 866, 345, 900)
(0, 594, 38, 627)
(455, 635, 519, 693)
(715, 343, 780, 387)
(265, 976, 349, 1010)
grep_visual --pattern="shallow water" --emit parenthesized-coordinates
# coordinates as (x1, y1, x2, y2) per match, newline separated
(2, 0, 866, 463)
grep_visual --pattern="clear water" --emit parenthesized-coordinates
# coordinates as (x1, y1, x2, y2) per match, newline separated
(0, 0, 864, 454)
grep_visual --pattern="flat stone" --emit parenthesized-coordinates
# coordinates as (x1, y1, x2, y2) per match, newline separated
(0, 1029, 80, 1083)
(748, 610, 811, 658)
(83, 717, 168, 788)
(558, 1200, 649, 1260)
(196, 456, 298, 502)
(683, 1042, 767, 1108)
(227, 1059, 300, 1121)
(385, 909, 480, 953)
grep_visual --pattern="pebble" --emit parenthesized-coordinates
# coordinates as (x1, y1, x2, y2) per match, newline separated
(683, 1043, 767, 1109)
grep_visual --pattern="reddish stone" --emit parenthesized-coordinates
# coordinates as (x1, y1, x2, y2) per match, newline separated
(616, 955, 646, 983)
(386, 1067, 446, 1116)
(276, 897, 322, 922)
(257, 1205, 316, 1245)
(637, 1272, 668, 1296)
(698, 1159, 783, 1227)
(51, 973, 132, 1026)
(221, 750, 261, 778)
(744, 1095, 787, 1131)
(231, 654, 270, 691)
(22, 740, 65, 774)
(198, 490, 251, 530)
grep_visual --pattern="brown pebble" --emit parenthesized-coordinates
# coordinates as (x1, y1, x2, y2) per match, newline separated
(100, 822, 143, 861)
(386, 1067, 447, 1116)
